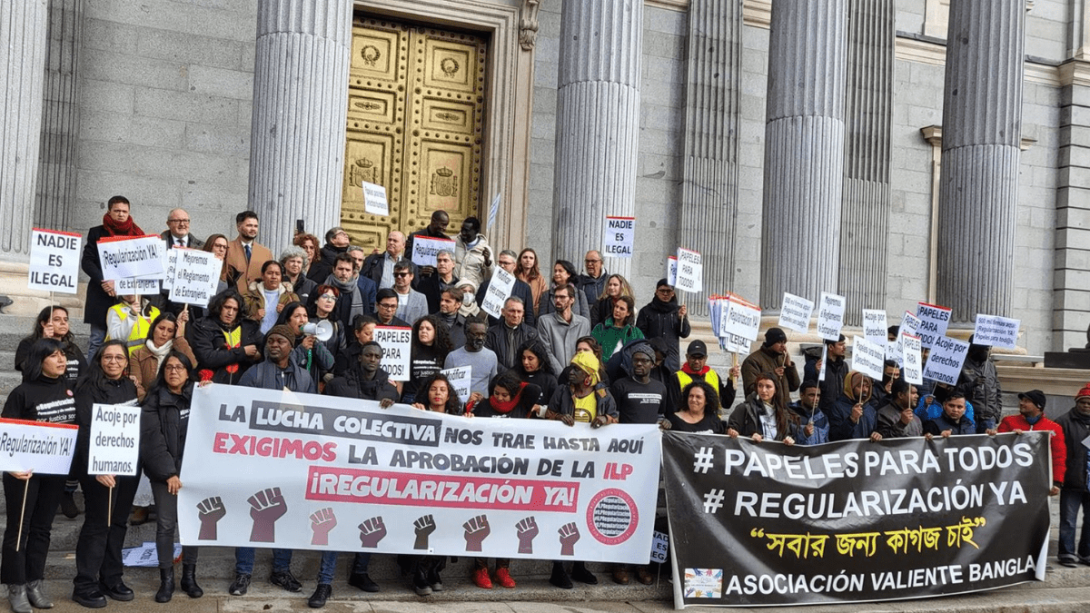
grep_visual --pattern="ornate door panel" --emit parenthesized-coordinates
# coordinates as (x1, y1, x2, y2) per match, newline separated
(342, 18, 487, 251)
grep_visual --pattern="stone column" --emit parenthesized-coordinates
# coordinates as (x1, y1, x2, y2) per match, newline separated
(838, 0, 894, 324)
(936, 0, 1025, 321)
(0, 0, 49, 261)
(759, 0, 848, 311)
(36, 0, 83, 232)
(678, 0, 743, 314)
(248, 0, 353, 242)
(552, 0, 642, 278)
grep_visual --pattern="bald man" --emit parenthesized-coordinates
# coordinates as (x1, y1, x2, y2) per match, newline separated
(360, 230, 414, 289)
(161, 208, 204, 249)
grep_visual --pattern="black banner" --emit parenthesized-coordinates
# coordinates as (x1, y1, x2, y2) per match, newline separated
(662, 432, 1050, 607)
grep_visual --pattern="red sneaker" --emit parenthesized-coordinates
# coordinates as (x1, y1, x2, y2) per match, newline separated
(494, 567, 516, 588)
(472, 566, 493, 589)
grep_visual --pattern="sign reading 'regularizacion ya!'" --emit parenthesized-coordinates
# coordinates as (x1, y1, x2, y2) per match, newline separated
(662, 432, 1049, 608)
(177, 385, 662, 562)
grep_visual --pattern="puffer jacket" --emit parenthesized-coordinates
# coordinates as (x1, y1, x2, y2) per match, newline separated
(957, 357, 1001, 429)
(140, 383, 194, 482)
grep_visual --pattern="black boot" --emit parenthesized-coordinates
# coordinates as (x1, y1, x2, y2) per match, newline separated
(180, 564, 203, 598)
(155, 568, 175, 603)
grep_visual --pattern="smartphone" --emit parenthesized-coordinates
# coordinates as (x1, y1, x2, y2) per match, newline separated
(296, 219, 305, 234)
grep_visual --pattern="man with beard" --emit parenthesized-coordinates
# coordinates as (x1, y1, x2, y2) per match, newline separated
(225, 211, 273, 289)
(741, 328, 800, 410)
(418, 249, 459, 313)
(876, 378, 922, 438)
(804, 334, 848, 415)
(443, 319, 497, 397)
(318, 254, 368, 331)
(435, 288, 467, 348)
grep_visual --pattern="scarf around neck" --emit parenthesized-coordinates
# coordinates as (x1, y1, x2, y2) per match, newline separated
(101, 213, 144, 237)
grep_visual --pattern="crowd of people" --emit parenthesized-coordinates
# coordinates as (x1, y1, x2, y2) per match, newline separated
(1, 196, 1083, 610)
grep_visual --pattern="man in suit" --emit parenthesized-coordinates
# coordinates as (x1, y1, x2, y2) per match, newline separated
(225, 211, 273, 289)
(161, 208, 204, 249)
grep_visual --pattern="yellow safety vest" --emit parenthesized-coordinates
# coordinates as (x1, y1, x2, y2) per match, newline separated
(676, 368, 721, 395)
(106, 303, 161, 356)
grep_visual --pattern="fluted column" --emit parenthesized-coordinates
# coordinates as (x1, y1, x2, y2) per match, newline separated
(760, 0, 848, 310)
(936, 0, 1025, 321)
(248, 0, 352, 242)
(678, 0, 742, 315)
(0, 0, 49, 261)
(838, 0, 894, 324)
(552, 0, 642, 278)
(36, 0, 83, 232)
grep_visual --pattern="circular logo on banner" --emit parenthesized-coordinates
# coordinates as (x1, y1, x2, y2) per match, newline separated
(586, 488, 638, 545)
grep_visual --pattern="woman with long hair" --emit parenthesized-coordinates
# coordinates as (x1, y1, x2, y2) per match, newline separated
(189, 289, 263, 384)
(664, 380, 725, 434)
(1, 340, 77, 612)
(726, 371, 799, 444)
(292, 233, 320, 276)
(402, 316, 453, 404)
(201, 233, 230, 294)
(515, 248, 547, 317)
(538, 260, 589, 319)
(277, 300, 336, 386)
(71, 341, 142, 607)
(589, 274, 634, 328)
(140, 351, 203, 603)
(130, 311, 197, 393)
(590, 295, 644, 360)
(514, 339, 557, 407)
(15, 305, 86, 382)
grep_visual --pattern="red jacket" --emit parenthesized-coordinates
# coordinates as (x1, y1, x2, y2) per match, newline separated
(998, 414, 1066, 487)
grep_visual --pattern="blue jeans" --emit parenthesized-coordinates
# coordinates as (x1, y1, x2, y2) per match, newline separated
(235, 547, 292, 575)
(317, 551, 339, 585)
(1060, 489, 1090, 562)
(86, 324, 107, 362)
(352, 552, 372, 575)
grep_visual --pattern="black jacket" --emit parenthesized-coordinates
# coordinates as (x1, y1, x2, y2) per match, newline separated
(804, 354, 850, 416)
(15, 337, 86, 383)
(726, 394, 800, 442)
(74, 377, 140, 476)
(485, 322, 540, 372)
(1057, 408, 1090, 491)
(2, 375, 76, 424)
(161, 230, 204, 250)
(475, 278, 537, 329)
(189, 316, 265, 384)
(140, 383, 194, 483)
(923, 412, 976, 437)
(419, 273, 459, 315)
(325, 365, 399, 402)
(81, 226, 113, 326)
(306, 244, 348, 284)
(635, 299, 691, 372)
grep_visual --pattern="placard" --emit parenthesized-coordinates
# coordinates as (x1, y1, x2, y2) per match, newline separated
(851, 336, 885, 381)
(88, 403, 141, 476)
(666, 256, 678, 287)
(28, 229, 81, 294)
(675, 248, 702, 293)
(973, 314, 1020, 350)
(162, 249, 178, 292)
(650, 531, 669, 564)
(922, 335, 970, 386)
(778, 293, 813, 334)
(97, 235, 166, 281)
(363, 181, 389, 216)
(862, 309, 887, 349)
(818, 345, 827, 382)
(721, 296, 761, 344)
(816, 293, 846, 341)
(115, 277, 160, 296)
(410, 236, 456, 268)
(373, 326, 411, 382)
(170, 249, 223, 308)
(0, 418, 78, 475)
(441, 366, 472, 406)
(915, 302, 952, 350)
(603, 216, 635, 258)
(481, 268, 517, 319)
(488, 193, 501, 232)
(902, 334, 923, 386)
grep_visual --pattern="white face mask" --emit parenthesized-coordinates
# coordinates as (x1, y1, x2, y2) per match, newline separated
(462, 293, 475, 307)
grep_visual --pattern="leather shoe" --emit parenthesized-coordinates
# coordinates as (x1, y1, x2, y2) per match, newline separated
(571, 562, 598, 585)
(26, 580, 54, 609)
(348, 572, 379, 593)
(549, 564, 573, 590)
(71, 589, 106, 609)
(636, 566, 654, 585)
(8, 585, 31, 613)
(611, 568, 630, 585)
(308, 583, 332, 608)
(99, 581, 134, 601)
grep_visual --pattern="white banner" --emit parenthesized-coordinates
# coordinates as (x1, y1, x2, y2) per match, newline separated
(411, 236, 456, 268)
(902, 334, 923, 386)
(915, 302, 952, 350)
(373, 326, 411, 382)
(675, 248, 702, 293)
(441, 366, 472, 406)
(973, 314, 1020, 349)
(816, 292, 846, 341)
(169, 249, 222, 308)
(778, 293, 813, 334)
(177, 385, 661, 562)
(0, 418, 78, 475)
(363, 182, 389, 216)
(666, 256, 677, 287)
(481, 268, 516, 319)
(28, 229, 81, 294)
(603, 216, 635, 259)
(97, 235, 165, 281)
(922, 335, 970, 386)
(862, 309, 888, 349)
(851, 336, 885, 381)
(88, 403, 141, 476)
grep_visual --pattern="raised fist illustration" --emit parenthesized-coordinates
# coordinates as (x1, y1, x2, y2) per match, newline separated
(196, 496, 225, 540)
(463, 514, 491, 552)
(310, 508, 337, 546)
(559, 522, 580, 556)
(248, 487, 287, 542)
(516, 516, 539, 554)
(414, 514, 437, 550)
(358, 516, 387, 548)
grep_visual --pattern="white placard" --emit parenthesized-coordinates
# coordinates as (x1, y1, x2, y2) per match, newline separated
(862, 309, 888, 349)
(123, 542, 182, 568)
(88, 403, 141, 476)
(603, 216, 635, 259)
(170, 249, 222, 308)
(480, 268, 516, 319)
(97, 235, 166, 281)
(900, 311, 922, 338)
(0, 418, 78, 474)
(778, 292, 813, 334)
(28, 229, 82, 294)
(723, 333, 752, 355)
(411, 236, 456, 268)
(818, 345, 827, 382)
(441, 366, 472, 406)
(851, 336, 885, 381)
(675, 248, 702, 293)
(889, 311, 923, 365)
(721, 297, 761, 343)
(162, 249, 178, 293)
(816, 292, 846, 341)
(666, 256, 677, 286)
(650, 530, 669, 564)
(902, 334, 923, 386)
(373, 326, 411, 382)
(973, 314, 1020, 349)
(115, 277, 160, 296)
(363, 181, 389, 216)
(915, 302, 952, 350)
(921, 335, 970, 386)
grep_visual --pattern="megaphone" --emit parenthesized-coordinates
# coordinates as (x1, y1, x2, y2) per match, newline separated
(302, 320, 333, 342)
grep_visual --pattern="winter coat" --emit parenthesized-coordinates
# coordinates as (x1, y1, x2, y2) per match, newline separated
(998, 413, 1066, 486)
(635, 298, 691, 372)
(537, 311, 591, 369)
(241, 280, 299, 324)
(804, 354, 850, 416)
(325, 365, 399, 402)
(454, 233, 493, 289)
(140, 383, 194, 483)
(591, 319, 645, 361)
(1056, 408, 1090, 491)
(239, 359, 316, 394)
(787, 401, 829, 445)
(875, 401, 924, 439)
(547, 384, 618, 422)
(741, 345, 800, 410)
(189, 316, 265, 384)
(957, 357, 1002, 429)
(923, 412, 976, 437)
(475, 277, 537, 329)
(74, 376, 140, 475)
(130, 337, 196, 396)
(726, 394, 801, 442)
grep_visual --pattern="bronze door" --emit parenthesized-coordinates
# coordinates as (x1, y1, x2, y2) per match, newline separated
(341, 17, 487, 251)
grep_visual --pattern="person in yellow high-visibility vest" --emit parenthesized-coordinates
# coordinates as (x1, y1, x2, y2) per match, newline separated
(105, 295, 160, 356)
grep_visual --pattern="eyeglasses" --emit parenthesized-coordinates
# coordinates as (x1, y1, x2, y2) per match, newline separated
(168, 218, 190, 224)
(378, 302, 397, 310)
(101, 355, 127, 362)
(163, 364, 187, 372)
(657, 287, 674, 294)
(319, 293, 336, 301)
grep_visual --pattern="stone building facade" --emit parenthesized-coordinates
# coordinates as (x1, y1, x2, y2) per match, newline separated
(0, 0, 1084, 356)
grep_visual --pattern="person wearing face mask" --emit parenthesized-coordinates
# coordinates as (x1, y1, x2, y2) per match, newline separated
(956, 335, 1002, 433)
(457, 281, 481, 318)
(1055, 385, 1090, 567)
(444, 319, 498, 397)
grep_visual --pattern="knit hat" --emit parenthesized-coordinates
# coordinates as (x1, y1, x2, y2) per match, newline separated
(1018, 389, 1046, 411)
(1077, 384, 1090, 402)
(267, 325, 296, 345)
(764, 327, 787, 346)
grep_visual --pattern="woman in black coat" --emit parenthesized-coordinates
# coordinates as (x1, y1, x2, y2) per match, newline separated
(71, 341, 143, 607)
(189, 289, 264, 384)
(14, 305, 86, 382)
(1, 339, 77, 612)
(141, 351, 202, 603)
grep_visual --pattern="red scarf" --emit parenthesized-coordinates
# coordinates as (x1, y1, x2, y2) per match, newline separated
(470, 382, 527, 415)
(681, 363, 710, 376)
(101, 212, 144, 237)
